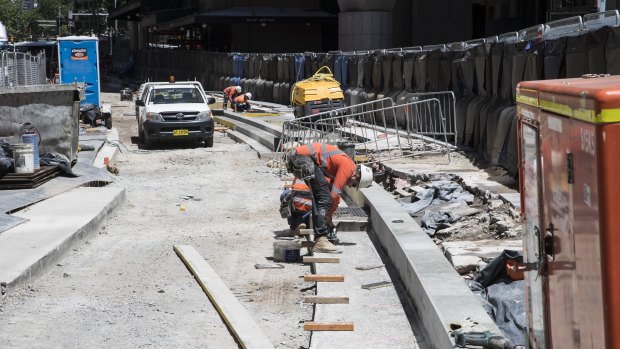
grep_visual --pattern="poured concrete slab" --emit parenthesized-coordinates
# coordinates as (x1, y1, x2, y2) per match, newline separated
(309, 230, 421, 349)
(0, 186, 125, 294)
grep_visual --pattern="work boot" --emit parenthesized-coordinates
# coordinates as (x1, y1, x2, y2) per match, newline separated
(313, 236, 342, 254)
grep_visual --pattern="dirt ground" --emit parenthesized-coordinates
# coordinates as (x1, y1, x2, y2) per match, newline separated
(0, 93, 313, 348)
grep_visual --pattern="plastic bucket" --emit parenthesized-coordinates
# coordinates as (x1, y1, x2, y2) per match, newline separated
(21, 133, 40, 170)
(13, 143, 35, 174)
(273, 241, 301, 262)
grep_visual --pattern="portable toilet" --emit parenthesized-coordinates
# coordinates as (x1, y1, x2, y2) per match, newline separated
(57, 36, 100, 107)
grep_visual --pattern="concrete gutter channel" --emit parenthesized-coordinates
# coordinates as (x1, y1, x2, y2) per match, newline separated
(0, 128, 125, 297)
(218, 112, 504, 347)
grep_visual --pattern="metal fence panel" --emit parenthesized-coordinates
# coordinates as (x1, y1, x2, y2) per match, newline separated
(0, 51, 46, 88)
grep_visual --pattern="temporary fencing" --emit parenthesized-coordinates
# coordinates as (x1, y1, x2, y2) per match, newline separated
(0, 51, 47, 88)
(277, 97, 451, 170)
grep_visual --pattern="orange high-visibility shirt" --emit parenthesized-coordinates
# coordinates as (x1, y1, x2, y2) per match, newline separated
(294, 143, 355, 216)
(223, 86, 238, 99)
(234, 94, 248, 103)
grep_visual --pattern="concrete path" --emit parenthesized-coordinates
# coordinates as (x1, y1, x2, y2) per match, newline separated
(0, 186, 126, 294)
(309, 230, 425, 349)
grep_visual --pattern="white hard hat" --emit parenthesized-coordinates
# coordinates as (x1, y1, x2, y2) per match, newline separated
(235, 85, 242, 93)
(356, 164, 373, 189)
(245, 92, 252, 100)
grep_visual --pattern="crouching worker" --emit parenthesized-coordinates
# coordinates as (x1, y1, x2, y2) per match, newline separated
(233, 92, 252, 112)
(279, 180, 312, 235)
(223, 85, 241, 110)
(287, 143, 373, 253)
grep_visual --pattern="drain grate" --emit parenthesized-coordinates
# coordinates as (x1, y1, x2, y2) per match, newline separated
(334, 206, 368, 219)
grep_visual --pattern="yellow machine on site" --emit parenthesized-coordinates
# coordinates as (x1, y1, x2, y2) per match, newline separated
(290, 66, 345, 118)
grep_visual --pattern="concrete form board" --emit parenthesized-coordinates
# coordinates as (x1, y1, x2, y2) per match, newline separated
(345, 184, 500, 348)
(0, 186, 126, 293)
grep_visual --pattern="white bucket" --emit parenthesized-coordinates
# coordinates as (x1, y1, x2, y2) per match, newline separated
(273, 241, 301, 262)
(13, 143, 35, 174)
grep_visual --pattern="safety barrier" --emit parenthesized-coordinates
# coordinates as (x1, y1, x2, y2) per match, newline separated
(133, 10, 620, 177)
(276, 97, 451, 170)
(0, 51, 46, 88)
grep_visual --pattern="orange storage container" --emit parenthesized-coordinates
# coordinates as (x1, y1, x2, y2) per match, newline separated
(517, 75, 620, 349)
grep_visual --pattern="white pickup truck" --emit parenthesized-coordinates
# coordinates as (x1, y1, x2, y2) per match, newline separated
(135, 80, 216, 148)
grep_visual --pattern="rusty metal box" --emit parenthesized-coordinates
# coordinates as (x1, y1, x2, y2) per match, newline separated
(517, 75, 620, 349)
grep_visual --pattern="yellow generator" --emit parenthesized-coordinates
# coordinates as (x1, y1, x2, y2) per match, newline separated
(291, 66, 345, 118)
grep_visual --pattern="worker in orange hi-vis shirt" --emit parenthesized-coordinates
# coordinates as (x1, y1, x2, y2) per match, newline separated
(287, 143, 373, 253)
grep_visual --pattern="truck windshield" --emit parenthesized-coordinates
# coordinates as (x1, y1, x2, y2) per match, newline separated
(149, 87, 204, 104)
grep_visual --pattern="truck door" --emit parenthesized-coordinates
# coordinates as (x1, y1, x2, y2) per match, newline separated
(521, 122, 548, 349)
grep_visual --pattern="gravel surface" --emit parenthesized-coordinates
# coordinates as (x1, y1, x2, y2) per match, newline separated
(0, 93, 312, 348)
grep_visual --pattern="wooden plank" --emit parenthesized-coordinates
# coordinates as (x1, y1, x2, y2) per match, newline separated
(304, 296, 349, 304)
(303, 256, 340, 264)
(280, 177, 295, 181)
(355, 264, 384, 271)
(173, 245, 275, 349)
(298, 229, 313, 236)
(283, 184, 293, 189)
(304, 274, 344, 282)
(300, 241, 315, 248)
(361, 281, 392, 290)
(304, 322, 355, 331)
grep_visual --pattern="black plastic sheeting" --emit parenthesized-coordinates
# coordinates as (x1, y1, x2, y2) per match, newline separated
(468, 250, 527, 347)
(137, 23, 620, 178)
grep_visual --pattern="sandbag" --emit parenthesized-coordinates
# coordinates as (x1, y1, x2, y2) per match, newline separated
(427, 50, 442, 92)
(304, 53, 314, 79)
(264, 80, 274, 102)
(340, 56, 349, 91)
(377, 53, 394, 100)
(544, 37, 567, 79)
(565, 33, 589, 78)
(455, 48, 476, 145)
(255, 79, 265, 101)
(606, 26, 620, 74)
(273, 82, 281, 104)
(438, 51, 454, 91)
(295, 54, 305, 81)
(588, 26, 609, 75)
(268, 56, 278, 82)
(414, 53, 428, 92)
(277, 56, 285, 82)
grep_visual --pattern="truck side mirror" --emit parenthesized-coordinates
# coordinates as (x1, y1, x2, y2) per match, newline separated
(207, 97, 216, 105)
(135, 100, 144, 106)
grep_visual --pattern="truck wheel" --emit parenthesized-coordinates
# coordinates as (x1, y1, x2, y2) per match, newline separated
(104, 114, 113, 129)
(204, 136, 214, 148)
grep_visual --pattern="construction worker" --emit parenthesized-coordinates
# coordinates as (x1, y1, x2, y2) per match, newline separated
(223, 85, 242, 110)
(287, 143, 373, 253)
(279, 180, 312, 234)
(232, 92, 252, 112)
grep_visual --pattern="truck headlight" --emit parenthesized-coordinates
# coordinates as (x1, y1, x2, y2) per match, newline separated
(145, 112, 161, 121)
(197, 110, 213, 120)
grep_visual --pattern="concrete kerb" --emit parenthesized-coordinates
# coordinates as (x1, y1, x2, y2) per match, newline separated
(344, 184, 501, 348)
(93, 128, 121, 169)
(0, 186, 126, 297)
